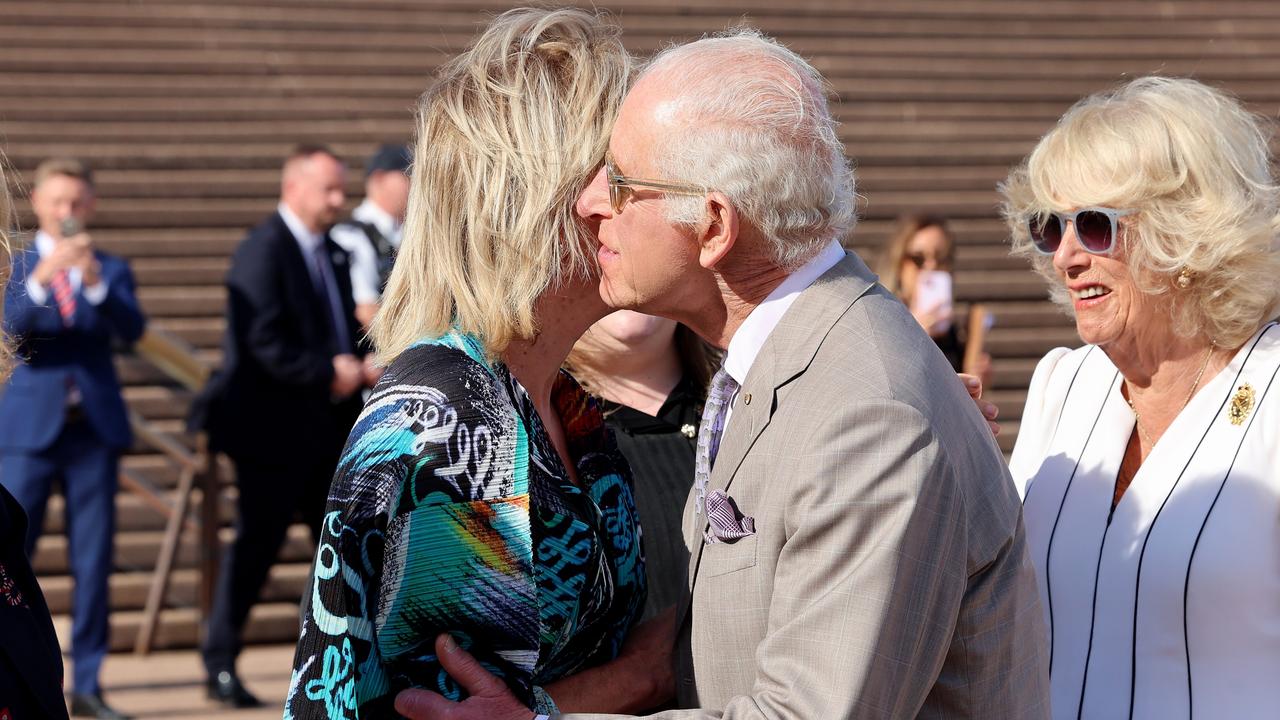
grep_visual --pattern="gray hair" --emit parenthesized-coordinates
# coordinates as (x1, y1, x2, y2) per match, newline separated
(639, 30, 856, 269)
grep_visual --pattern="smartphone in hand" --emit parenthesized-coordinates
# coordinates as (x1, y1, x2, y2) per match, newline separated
(912, 270, 954, 334)
(59, 217, 84, 239)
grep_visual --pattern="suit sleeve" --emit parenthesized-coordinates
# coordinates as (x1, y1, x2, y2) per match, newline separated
(564, 401, 973, 720)
(226, 238, 334, 387)
(3, 257, 65, 338)
(91, 259, 146, 343)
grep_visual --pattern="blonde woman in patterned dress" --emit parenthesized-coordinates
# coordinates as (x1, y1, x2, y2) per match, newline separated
(286, 9, 670, 719)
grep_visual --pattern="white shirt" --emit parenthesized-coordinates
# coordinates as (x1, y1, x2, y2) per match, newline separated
(721, 240, 846, 430)
(25, 230, 110, 307)
(278, 203, 327, 284)
(1009, 323, 1280, 718)
(279, 203, 352, 353)
(329, 199, 403, 305)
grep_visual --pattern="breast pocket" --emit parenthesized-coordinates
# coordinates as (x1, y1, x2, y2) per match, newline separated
(699, 534, 758, 578)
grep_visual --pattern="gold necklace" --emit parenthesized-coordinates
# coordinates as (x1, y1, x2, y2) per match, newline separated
(1125, 346, 1214, 446)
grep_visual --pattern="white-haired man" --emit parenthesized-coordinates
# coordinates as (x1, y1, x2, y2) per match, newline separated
(395, 31, 1050, 719)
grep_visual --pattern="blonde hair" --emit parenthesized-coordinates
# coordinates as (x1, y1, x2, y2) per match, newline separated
(875, 214, 954, 299)
(33, 156, 94, 191)
(0, 155, 15, 381)
(372, 8, 631, 362)
(1000, 76, 1280, 348)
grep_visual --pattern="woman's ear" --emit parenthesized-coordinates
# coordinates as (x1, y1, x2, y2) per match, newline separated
(697, 191, 739, 270)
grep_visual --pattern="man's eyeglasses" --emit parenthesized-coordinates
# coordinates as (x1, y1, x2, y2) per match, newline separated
(1027, 207, 1136, 255)
(605, 153, 706, 214)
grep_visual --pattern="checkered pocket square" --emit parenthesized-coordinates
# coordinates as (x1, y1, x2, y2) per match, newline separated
(703, 490, 756, 544)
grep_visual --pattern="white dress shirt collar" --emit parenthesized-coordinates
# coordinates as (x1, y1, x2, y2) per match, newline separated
(722, 240, 847, 387)
(351, 199, 402, 247)
(278, 202, 325, 253)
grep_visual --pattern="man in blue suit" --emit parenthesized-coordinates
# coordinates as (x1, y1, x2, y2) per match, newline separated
(0, 158, 145, 720)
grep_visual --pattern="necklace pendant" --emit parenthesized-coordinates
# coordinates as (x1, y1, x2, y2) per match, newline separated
(1228, 383, 1256, 426)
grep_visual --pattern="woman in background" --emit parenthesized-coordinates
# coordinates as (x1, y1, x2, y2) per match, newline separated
(877, 214, 991, 381)
(566, 311, 717, 619)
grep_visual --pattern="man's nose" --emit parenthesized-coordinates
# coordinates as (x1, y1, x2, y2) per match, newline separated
(575, 167, 610, 220)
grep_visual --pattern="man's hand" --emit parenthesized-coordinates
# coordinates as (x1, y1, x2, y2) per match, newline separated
(959, 372, 1000, 436)
(31, 233, 92, 287)
(361, 355, 384, 388)
(330, 354, 364, 399)
(542, 606, 676, 713)
(355, 302, 378, 331)
(394, 634, 534, 720)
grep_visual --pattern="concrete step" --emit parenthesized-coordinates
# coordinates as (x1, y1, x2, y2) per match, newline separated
(7, 3, 1280, 44)
(132, 257, 230, 287)
(41, 563, 311, 616)
(40, 488, 233, 535)
(32, 522, 316, 576)
(53, 599, 303, 653)
(985, 326, 1082, 359)
(137, 286, 226, 318)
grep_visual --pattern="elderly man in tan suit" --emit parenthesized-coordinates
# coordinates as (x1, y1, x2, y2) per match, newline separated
(395, 30, 1050, 720)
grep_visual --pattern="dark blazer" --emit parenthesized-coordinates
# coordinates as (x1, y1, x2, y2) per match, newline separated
(0, 484, 69, 719)
(0, 245, 146, 452)
(199, 211, 365, 459)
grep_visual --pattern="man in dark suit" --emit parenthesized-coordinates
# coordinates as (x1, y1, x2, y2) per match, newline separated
(197, 145, 371, 707)
(0, 158, 145, 720)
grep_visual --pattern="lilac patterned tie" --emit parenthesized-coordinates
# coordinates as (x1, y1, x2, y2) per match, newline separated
(694, 366, 739, 521)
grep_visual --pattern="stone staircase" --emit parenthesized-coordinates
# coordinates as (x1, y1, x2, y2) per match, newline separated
(3, 0, 1279, 652)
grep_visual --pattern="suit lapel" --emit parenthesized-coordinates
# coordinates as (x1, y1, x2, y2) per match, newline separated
(323, 235, 359, 353)
(274, 213, 334, 349)
(686, 252, 879, 589)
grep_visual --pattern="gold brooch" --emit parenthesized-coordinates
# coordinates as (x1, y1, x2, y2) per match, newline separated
(1228, 383, 1255, 426)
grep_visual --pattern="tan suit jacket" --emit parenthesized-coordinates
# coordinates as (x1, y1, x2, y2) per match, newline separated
(568, 253, 1049, 719)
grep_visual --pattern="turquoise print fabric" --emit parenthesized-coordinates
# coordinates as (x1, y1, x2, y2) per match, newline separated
(285, 332, 646, 718)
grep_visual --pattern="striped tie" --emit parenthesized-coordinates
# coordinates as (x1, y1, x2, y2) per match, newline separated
(50, 269, 76, 326)
(693, 366, 739, 519)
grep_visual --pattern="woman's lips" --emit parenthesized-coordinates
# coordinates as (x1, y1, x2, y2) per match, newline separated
(1070, 284, 1111, 309)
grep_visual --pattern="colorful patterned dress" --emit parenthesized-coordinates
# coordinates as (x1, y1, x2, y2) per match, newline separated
(285, 332, 646, 719)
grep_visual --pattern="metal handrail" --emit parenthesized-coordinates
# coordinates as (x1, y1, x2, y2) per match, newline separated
(126, 326, 221, 654)
(133, 327, 211, 393)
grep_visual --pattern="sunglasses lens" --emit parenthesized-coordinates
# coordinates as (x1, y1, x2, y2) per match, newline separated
(1075, 210, 1114, 252)
(1029, 215, 1062, 253)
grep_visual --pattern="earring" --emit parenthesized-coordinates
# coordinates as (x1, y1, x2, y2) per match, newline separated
(1176, 267, 1194, 289)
